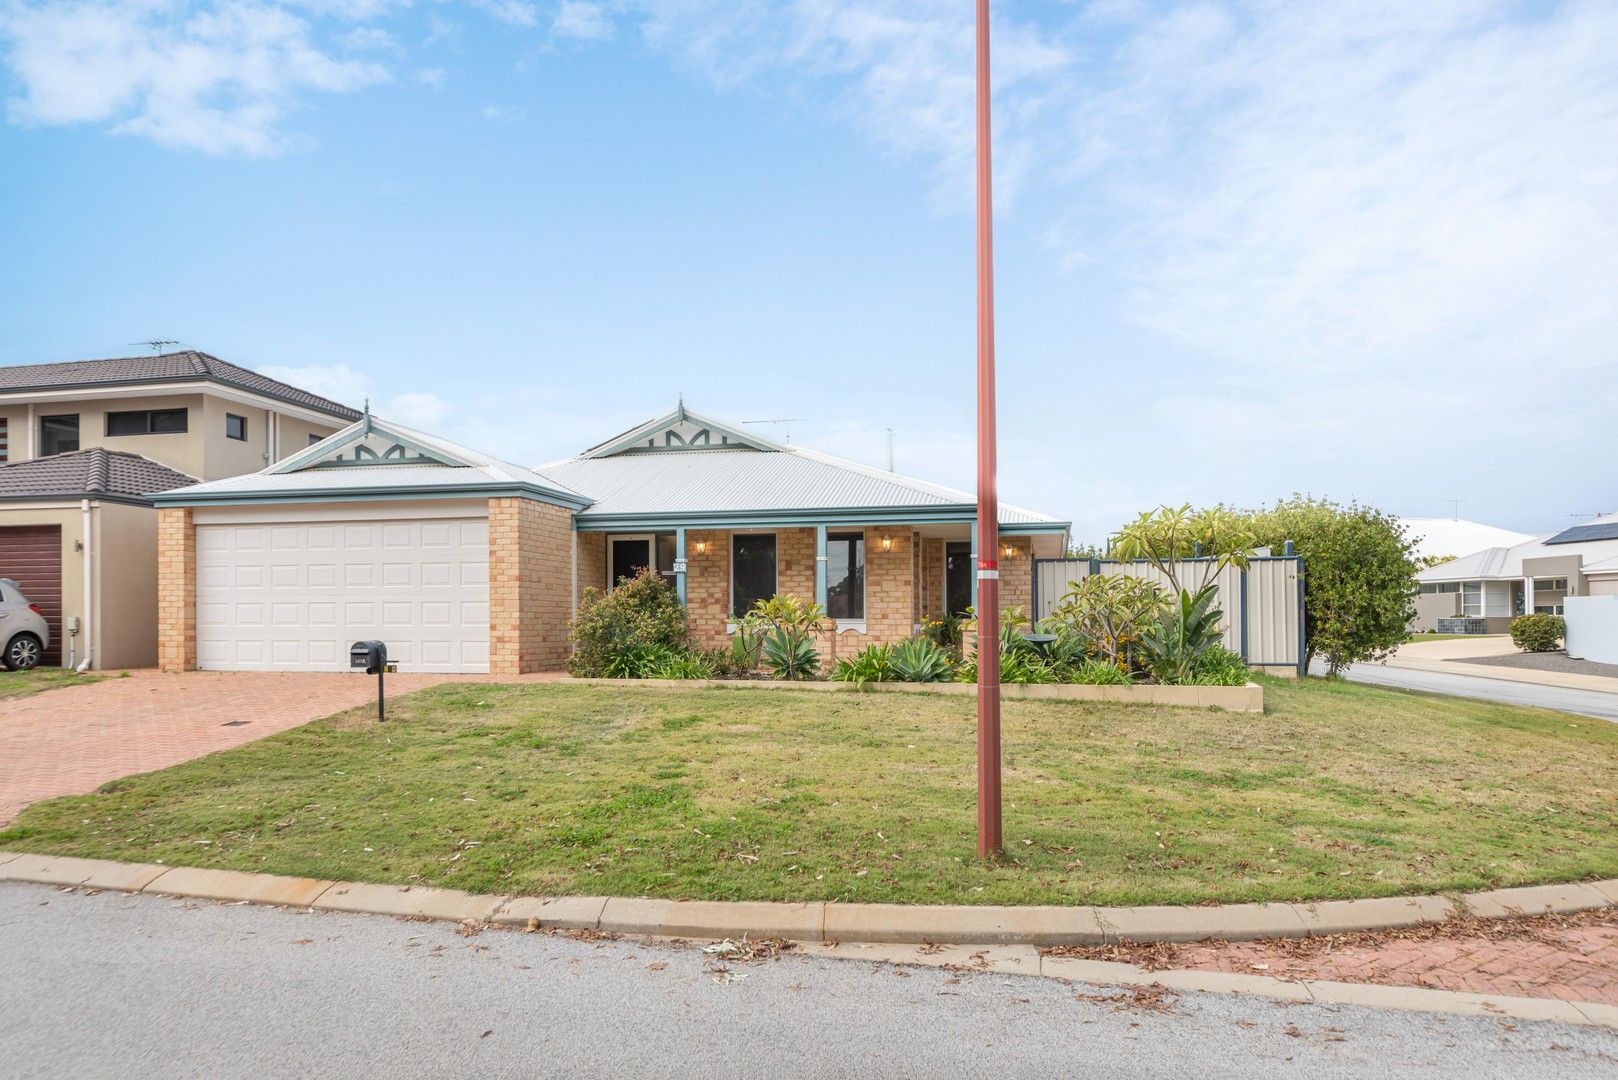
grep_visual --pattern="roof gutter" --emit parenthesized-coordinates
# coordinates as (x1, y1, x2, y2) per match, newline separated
(573, 505, 1069, 532)
(150, 481, 593, 512)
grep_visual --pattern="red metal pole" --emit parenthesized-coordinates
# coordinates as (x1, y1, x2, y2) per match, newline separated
(974, 0, 1002, 859)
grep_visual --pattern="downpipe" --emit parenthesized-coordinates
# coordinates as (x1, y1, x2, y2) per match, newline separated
(77, 498, 94, 673)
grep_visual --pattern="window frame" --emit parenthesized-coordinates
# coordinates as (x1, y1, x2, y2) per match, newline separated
(825, 530, 866, 621)
(606, 533, 656, 590)
(225, 413, 248, 441)
(39, 414, 80, 456)
(105, 408, 188, 437)
(730, 532, 779, 620)
(0, 415, 7, 463)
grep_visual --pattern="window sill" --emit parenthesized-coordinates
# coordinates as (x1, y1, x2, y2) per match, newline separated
(833, 620, 868, 635)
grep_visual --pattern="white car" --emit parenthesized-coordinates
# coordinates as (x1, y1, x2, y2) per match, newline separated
(0, 578, 50, 671)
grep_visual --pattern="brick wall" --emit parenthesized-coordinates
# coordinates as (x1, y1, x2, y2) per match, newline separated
(999, 536, 1034, 619)
(156, 507, 196, 672)
(575, 531, 605, 608)
(488, 497, 575, 675)
(921, 537, 945, 618)
(864, 525, 917, 645)
(684, 528, 732, 651)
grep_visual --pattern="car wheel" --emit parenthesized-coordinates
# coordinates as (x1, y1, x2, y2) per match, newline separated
(3, 633, 42, 672)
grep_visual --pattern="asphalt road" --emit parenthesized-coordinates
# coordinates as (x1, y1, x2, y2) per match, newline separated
(1340, 662, 1618, 721)
(3, 884, 1615, 1078)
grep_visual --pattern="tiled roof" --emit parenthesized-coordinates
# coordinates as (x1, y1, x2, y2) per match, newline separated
(0, 448, 197, 504)
(0, 351, 361, 421)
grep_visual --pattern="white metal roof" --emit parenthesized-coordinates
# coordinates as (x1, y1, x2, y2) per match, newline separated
(1398, 517, 1535, 562)
(1416, 529, 1618, 583)
(154, 414, 590, 507)
(541, 446, 1060, 526)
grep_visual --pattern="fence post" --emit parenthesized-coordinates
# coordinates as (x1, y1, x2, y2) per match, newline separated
(1239, 566, 1249, 662)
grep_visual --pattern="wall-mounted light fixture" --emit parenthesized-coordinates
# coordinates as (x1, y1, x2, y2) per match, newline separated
(881, 535, 893, 552)
(695, 540, 707, 555)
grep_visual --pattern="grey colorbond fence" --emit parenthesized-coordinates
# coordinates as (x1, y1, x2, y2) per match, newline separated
(1031, 555, 1305, 675)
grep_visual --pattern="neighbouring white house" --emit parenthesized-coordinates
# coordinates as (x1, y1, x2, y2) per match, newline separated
(1413, 515, 1618, 633)
(1398, 517, 1534, 564)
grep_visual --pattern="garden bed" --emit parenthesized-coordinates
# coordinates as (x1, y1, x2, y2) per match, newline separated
(563, 677, 1264, 712)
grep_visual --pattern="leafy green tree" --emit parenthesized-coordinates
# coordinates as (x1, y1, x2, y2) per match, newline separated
(1246, 496, 1418, 676)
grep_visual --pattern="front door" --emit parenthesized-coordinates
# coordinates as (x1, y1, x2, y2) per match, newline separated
(945, 541, 973, 616)
(608, 535, 654, 589)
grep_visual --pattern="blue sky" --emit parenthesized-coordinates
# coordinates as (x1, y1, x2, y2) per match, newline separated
(1, 1, 1613, 544)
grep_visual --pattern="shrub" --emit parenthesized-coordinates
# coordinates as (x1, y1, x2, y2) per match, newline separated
(1048, 574, 1164, 669)
(920, 612, 964, 659)
(649, 651, 718, 680)
(831, 644, 893, 686)
(1511, 613, 1565, 653)
(740, 594, 825, 679)
(1000, 651, 1059, 684)
(890, 637, 953, 682)
(569, 569, 691, 677)
(1246, 496, 1418, 676)
(602, 643, 682, 679)
(1068, 658, 1131, 685)
(1188, 645, 1249, 686)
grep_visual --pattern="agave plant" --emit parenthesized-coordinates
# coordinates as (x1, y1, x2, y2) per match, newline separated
(831, 644, 893, 686)
(890, 637, 953, 682)
(762, 627, 821, 680)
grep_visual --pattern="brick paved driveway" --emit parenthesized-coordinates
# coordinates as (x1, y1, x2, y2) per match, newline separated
(0, 669, 553, 824)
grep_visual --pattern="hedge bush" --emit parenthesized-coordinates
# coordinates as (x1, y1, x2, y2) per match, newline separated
(568, 568, 691, 676)
(1510, 613, 1565, 653)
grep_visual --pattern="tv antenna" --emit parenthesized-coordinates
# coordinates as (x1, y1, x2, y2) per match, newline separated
(1439, 498, 1464, 521)
(132, 339, 181, 354)
(743, 417, 808, 445)
(886, 427, 896, 472)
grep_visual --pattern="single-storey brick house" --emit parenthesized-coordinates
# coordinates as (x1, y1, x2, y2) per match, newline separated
(152, 405, 1070, 674)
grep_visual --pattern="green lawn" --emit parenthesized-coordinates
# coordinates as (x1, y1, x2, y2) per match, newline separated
(3, 678, 1615, 907)
(0, 668, 101, 701)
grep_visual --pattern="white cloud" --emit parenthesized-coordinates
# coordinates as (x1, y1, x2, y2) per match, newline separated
(413, 65, 445, 87)
(635, 0, 1071, 208)
(477, 102, 521, 123)
(552, 1, 611, 41)
(471, 0, 538, 28)
(339, 25, 395, 51)
(1, 1, 387, 156)
(257, 362, 450, 430)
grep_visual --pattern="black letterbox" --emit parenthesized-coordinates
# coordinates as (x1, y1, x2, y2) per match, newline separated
(350, 640, 387, 674)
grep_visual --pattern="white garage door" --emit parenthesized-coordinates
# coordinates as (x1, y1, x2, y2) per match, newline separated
(197, 517, 490, 673)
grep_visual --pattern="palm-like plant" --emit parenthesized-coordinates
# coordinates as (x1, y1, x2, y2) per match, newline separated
(1138, 584, 1227, 685)
(762, 627, 820, 680)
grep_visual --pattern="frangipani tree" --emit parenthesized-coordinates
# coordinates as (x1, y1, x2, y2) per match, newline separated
(1109, 504, 1256, 597)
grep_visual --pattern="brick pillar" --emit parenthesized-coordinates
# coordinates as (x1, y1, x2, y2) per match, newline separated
(865, 525, 918, 646)
(489, 497, 575, 675)
(157, 507, 197, 672)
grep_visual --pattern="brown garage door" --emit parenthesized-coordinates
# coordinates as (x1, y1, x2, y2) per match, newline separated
(0, 525, 62, 666)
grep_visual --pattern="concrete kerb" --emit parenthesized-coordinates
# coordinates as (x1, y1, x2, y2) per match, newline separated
(3, 852, 1617, 1029)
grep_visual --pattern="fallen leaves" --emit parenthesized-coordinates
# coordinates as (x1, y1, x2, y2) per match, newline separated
(1073, 984, 1178, 1014)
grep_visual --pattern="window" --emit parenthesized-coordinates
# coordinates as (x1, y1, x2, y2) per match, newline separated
(731, 534, 777, 618)
(106, 408, 187, 436)
(1421, 582, 1461, 594)
(309, 433, 323, 446)
(225, 413, 247, 441)
(657, 534, 678, 583)
(826, 531, 865, 620)
(40, 415, 79, 455)
(0, 416, 7, 462)
(1461, 582, 1482, 617)
(1532, 577, 1568, 592)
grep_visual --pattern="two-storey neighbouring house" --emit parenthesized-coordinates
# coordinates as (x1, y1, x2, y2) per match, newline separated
(0, 351, 360, 669)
